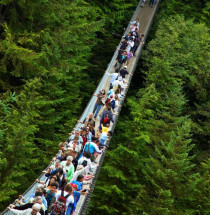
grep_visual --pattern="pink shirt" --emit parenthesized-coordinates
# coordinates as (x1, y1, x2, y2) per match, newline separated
(130, 25, 137, 31)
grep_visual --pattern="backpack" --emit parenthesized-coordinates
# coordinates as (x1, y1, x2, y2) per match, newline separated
(118, 55, 125, 63)
(103, 112, 111, 123)
(52, 190, 70, 214)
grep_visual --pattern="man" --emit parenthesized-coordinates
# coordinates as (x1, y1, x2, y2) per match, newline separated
(67, 136, 82, 153)
(115, 51, 127, 70)
(112, 76, 127, 92)
(93, 89, 106, 119)
(82, 113, 95, 127)
(85, 126, 92, 142)
(71, 150, 78, 170)
(49, 160, 60, 175)
(119, 66, 131, 78)
(88, 122, 95, 137)
(68, 130, 83, 145)
(9, 197, 44, 215)
(140, 34, 144, 44)
(57, 142, 65, 157)
(126, 37, 134, 52)
(22, 187, 47, 211)
(131, 27, 138, 39)
(51, 184, 74, 215)
(149, 0, 156, 7)
(8, 203, 41, 215)
(83, 140, 103, 161)
(132, 34, 144, 56)
(100, 103, 114, 127)
(123, 32, 132, 41)
(106, 71, 119, 90)
(71, 175, 87, 192)
(45, 182, 59, 214)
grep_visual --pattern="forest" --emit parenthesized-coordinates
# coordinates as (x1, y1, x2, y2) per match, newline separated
(0, 0, 209, 214)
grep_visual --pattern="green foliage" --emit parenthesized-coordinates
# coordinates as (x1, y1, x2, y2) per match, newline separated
(88, 0, 138, 30)
(0, 0, 141, 211)
(89, 11, 210, 215)
(0, 78, 45, 206)
(144, 15, 210, 160)
(157, 0, 207, 23)
(0, 0, 104, 211)
(194, 159, 210, 214)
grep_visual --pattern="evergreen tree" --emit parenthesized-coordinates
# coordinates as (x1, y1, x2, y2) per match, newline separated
(0, 0, 103, 210)
(144, 15, 210, 160)
(0, 78, 45, 207)
(89, 15, 209, 214)
(193, 159, 210, 215)
(131, 120, 197, 215)
(0, 0, 142, 210)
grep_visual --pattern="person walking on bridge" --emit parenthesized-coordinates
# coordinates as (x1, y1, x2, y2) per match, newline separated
(119, 66, 132, 78)
(130, 18, 140, 30)
(83, 139, 103, 161)
(106, 71, 119, 90)
(93, 89, 106, 119)
(149, 0, 156, 7)
(82, 113, 95, 127)
(8, 203, 41, 215)
(100, 103, 114, 128)
(115, 51, 127, 70)
(132, 34, 144, 56)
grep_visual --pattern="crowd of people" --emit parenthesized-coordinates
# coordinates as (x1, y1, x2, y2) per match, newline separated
(7, 17, 145, 215)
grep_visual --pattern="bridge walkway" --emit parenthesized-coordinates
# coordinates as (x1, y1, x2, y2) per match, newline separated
(75, 1, 160, 214)
(1, 1, 160, 214)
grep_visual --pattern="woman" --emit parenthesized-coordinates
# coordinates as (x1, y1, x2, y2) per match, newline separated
(126, 50, 133, 65)
(93, 89, 106, 119)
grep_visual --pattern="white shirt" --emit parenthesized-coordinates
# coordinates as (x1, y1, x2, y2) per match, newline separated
(55, 190, 74, 206)
(112, 80, 121, 89)
(126, 40, 134, 52)
(112, 79, 127, 90)
(78, 157, 91, 167)
(106, 72, 119, 84)
(67, 141, 82, 152)
(78, 157, 92, 173)
(10, 208, 41, 215)
(130, 21, 140, 30)
(71, 165, 89, 182)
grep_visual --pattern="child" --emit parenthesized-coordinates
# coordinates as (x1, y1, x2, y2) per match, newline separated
(99, 131, 113, 148)
(101, 123, 110, 133)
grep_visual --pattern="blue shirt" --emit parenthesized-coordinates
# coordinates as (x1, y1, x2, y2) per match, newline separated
(83, 142, 102, 154)
(69, 135, 83, 144)
(86, 132, 92, 142)
(71, 181, 82, 191)
(99, 132, 107, 145)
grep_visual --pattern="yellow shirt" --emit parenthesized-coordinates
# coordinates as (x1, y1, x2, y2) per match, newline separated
(101, 125, 109, 133)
